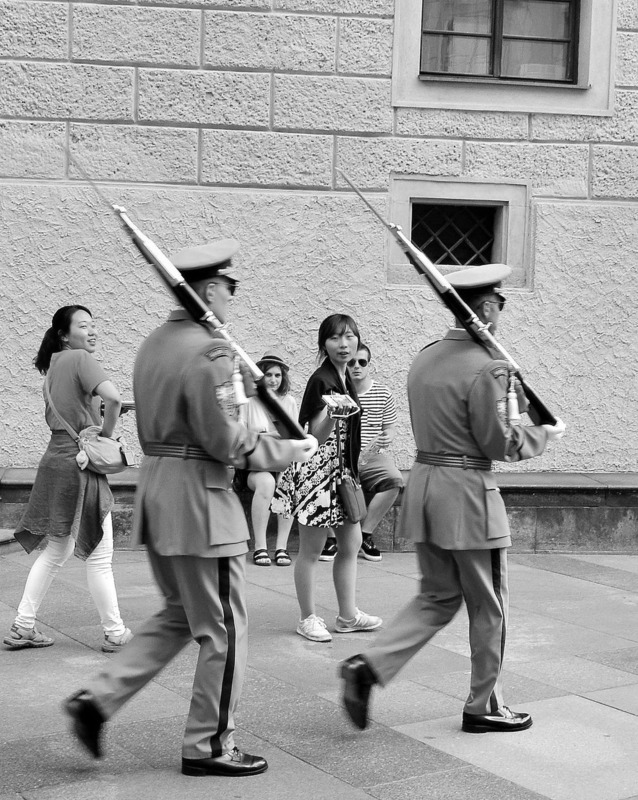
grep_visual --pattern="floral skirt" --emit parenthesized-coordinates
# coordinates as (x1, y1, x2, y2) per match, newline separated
(271, 428, 346, 528)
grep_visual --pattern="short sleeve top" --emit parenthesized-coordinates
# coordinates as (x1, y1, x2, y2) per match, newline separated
(299, 359, 361, 472)
(44, 349, 110, 432)
(241, 393, 299, 435)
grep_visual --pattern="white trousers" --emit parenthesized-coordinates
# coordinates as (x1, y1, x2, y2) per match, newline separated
(14, 512, 126, 636)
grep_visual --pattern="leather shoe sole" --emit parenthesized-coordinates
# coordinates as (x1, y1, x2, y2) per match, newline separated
(63, 691, 105, 758)
(182, 752, 268, 777)
(462, 710, 533, 734)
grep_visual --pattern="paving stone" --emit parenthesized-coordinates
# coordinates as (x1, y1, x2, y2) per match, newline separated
(584, 682, 638, 715)
(396, 695, 638, 800)
(507, 655, 638, 694)
(364, 764, 549, 800)
(580, 645, 638, 676)
(1, 552, 637, 798)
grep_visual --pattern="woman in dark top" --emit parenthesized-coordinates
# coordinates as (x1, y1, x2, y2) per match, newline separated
(3, 306, 132, 653)
(273, 314, 382, 642)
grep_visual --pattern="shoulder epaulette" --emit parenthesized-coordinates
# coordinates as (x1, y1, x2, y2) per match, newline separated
(489, 364, 508, 380)
(203, 341, 232, 362)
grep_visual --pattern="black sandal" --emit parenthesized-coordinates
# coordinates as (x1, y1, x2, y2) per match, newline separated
(252, 549, 271, 567)
(274, 549, 292, 566)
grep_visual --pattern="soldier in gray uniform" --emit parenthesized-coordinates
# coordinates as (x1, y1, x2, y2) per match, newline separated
(339, 263, 565, 734)
(64, 239, 317, 776)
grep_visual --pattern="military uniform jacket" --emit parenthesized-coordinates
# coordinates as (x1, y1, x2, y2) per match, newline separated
(131, 310, 298, 557)
(399, 329, 548, 550)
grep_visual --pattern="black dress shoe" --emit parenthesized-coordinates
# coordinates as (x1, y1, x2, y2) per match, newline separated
(339, 654, 377, 730)
(182, 748, 268, 777)
(462, 706, 533, 734)
(63, 690, 106, 758)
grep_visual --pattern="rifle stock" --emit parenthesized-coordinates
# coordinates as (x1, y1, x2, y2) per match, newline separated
(339, 171, 557, 426)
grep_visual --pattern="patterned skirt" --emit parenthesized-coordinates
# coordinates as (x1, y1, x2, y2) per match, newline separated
(271, 427, 346, 528)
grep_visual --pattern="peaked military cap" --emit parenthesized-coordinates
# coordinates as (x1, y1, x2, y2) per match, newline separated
(171, 239, 240, 285)
(446, 263, 511, 303)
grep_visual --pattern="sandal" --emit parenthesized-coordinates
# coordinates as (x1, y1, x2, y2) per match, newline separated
(274, 549, 292, 567)
(252, 549, 271, 566)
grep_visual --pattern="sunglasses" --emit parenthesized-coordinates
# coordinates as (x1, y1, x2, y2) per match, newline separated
(483, 299, 505, 311)
(210, 281, 237, 297)
(348, 358, 369, 368)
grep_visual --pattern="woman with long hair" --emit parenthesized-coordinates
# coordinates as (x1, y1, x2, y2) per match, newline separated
(273, 314, 382, 641)
(238, 352, 298, 567)
(3, 305, 132, 653)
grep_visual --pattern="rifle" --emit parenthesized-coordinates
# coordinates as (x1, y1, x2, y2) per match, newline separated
(68, 152, 306, 440)
(339, 170, 557, 426)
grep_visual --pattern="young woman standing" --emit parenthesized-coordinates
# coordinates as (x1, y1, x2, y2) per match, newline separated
(273, 314, 382, 642)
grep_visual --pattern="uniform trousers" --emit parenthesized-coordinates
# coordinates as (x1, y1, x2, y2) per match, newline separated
(86, 544, 248, 759)
(364, 541, 509, 715)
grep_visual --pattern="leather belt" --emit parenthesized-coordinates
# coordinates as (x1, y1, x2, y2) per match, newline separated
(416, 451, 492, 471)
(144, 442, 213, 461)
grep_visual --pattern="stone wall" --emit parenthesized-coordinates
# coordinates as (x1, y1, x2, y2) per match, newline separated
(1, 0, 638, 473)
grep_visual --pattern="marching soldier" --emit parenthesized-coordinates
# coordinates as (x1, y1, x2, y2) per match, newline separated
(339, 263, 565, 734)
(64, 239, 317, 776)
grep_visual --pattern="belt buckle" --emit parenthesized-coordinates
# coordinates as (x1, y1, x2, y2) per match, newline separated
(462, 455, 468, 470)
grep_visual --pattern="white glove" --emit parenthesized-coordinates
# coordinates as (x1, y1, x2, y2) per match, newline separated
(291, 434, 319, 462)
(543, 417, 566, 441)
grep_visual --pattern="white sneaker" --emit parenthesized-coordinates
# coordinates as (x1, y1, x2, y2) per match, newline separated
(335, 608, 382, 634)
(296, 614, 333, 642)
(102, 627, 134, 653)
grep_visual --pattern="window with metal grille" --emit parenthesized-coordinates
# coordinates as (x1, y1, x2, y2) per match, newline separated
(420, 0, 579, 84)
(411, 203, 498, 267)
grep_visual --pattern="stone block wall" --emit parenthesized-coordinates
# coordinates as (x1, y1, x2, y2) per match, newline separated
(1, 0, 637, 474)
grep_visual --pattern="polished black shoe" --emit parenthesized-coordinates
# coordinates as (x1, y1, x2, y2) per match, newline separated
(182, 747, 268, 777)
(462, 706, 533, 734)
(339, 654, 377, 730)
(63, 690, 106, 758)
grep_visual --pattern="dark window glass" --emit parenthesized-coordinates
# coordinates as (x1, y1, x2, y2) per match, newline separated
(422, 0, 493, 34)
(411, 204, 497, 266)
(420, 0, 578, 83)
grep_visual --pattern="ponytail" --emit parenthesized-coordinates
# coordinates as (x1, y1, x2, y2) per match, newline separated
(34, 305, 92, 375)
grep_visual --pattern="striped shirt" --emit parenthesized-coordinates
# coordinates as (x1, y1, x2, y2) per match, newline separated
(358, 381, 398, 450)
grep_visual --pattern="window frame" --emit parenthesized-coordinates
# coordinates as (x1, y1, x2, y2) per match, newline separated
(419, 0, 580, 85)
(392, 0, 617, 115)
(386, 175, 530, 288)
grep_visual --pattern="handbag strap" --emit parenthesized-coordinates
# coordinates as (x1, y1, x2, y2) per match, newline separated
(335, 418, 344, 477)
(44, 374, 80, 442)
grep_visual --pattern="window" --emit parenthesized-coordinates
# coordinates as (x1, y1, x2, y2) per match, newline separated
(412, 204, 498, 266)
(392, 0, 615, 115)
(387, 176, 529, 288)
(420, 0, 579, 84)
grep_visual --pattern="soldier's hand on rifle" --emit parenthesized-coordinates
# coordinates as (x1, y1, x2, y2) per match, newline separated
(292, 435, 319, 462)
(543, 417, 566, 441)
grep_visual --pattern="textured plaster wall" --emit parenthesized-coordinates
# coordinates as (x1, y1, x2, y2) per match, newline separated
(1, 0, 637, 473)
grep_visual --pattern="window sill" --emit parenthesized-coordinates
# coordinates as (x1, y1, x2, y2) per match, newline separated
(417, 74, 590, 91)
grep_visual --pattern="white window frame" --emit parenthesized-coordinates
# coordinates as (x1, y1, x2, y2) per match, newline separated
(387, 175, 530, 288)
(392, 0, 617, 115)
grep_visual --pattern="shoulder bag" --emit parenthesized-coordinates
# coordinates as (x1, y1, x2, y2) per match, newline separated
(335, 418, 366, 523)
(44, 376, 128, 475)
